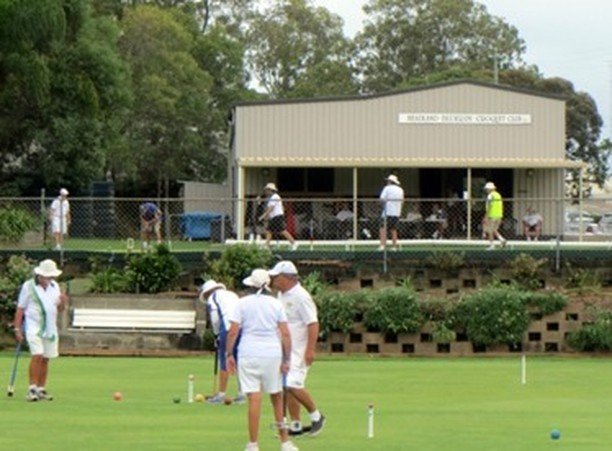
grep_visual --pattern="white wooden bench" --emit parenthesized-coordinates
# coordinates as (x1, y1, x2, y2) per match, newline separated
(71, 308, 197, 333)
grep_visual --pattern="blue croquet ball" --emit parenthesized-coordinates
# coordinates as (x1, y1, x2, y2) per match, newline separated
(550, 429, 561, 440)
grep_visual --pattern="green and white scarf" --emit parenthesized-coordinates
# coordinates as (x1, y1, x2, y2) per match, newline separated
(28, 279, 57, 342)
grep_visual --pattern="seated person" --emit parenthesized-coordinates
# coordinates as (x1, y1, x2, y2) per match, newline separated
(333, 202, 354, 239)
(430, 203, 448, 239)
(405, 203, 423, 222)
(522, 207, 543, 241)
(335, 202, 354, 222)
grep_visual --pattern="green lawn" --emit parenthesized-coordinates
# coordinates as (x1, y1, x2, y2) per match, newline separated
(1, 355, 611, 450)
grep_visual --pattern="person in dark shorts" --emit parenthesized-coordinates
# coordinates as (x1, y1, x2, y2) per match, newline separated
(259, 183, 298, 251)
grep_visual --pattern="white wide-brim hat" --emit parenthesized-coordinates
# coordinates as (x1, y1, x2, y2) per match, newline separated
(264, 182, 278, 192)
(243, 269, 271, 290)
(34, 259, 62, 278)
(386, 175, 401, 185)
(198, 279, 226, 304)
(60, 188, 69, 196)
(484, 182, 496, 190)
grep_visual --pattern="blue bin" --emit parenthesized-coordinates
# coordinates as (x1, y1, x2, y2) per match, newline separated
(180, 212, 223, 240)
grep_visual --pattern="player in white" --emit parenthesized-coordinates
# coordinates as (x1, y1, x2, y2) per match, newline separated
(49, 188, 71, 250)
(269, 261, 326, 437)
(13, 259, 68, 401)
(378, 175, 404, 251)
(199, 279, 245, 404)
(259, 183, 298, 251)
(226, 269, 298, 451)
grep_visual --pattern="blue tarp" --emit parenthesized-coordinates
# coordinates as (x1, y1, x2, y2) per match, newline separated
(180, 212, 223, 239)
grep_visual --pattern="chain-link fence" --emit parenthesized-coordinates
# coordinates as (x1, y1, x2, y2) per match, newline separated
(1, 194, 611, 271)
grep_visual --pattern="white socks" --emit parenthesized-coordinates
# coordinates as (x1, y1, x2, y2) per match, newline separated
(309, 410, 321, 422)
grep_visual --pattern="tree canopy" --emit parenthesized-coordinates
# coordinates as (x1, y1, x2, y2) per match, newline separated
(0, 0, 608, 195)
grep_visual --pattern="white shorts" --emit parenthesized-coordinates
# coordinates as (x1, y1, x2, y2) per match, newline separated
(238, 357, 282, 394)
(26, 329, 59, 358)
(51, 218, 68, 234)
(286, 355, 310, 389)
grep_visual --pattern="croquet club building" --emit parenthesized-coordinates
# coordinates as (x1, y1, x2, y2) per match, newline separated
(229, 79, 583, 240)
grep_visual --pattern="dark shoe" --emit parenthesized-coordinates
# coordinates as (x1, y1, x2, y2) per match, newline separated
(37, 389, 54, 401)
(288, 429, 303, 437)
(309, 415, 326, 437)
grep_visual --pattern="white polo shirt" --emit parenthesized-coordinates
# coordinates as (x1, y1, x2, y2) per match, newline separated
(380, 184, 404, 217)
(206, 289, 239, 334)
(266, 193, 284, 218)
(523, 212, 543, 227)
(17, 278, 61, 339)
(50, 198, 70, 221)
(229, 293, 287, 359)
(279, 283, 318, 363)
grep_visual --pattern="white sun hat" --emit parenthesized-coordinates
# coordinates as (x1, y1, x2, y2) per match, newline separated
(34, 259, 62, 278)
(386, 175, 401, 185)
(484, 182, 496, 190)
(198, 279, 226, 303)
(243, 268, 271, 290)
(268, 261, 298, 277)
(264, 182, 278, 192)
(59, 188, 69, 196)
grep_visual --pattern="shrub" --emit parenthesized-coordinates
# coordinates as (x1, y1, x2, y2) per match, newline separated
(301, 271, 328, 298)
(206, 244, 273, 289)
(124, 244, 182, 293)
(509, 253, 547, 290)
(363, 287, 423, 335)
(451, 285, 530, 346)
(317, 290, 370, 336)
(425, 251, 465, 275)
(0, 208, 37, 243)
(521, 291, 568, 316)
(567, 308, 612, 352)
(432, 323, 457, 343)
(564, 264, 601, 291)
(89, 268, 130, 293)
(0, 255, 32, 327)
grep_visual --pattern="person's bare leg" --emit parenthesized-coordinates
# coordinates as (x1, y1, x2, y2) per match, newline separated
(289, 387, 316, 414)
(288, 393, 301, 423)
(264, 231, 272, 247)
(379, 227, 387, 247)
(218, 369, 229, 393)
(39, 358, 49, 387)
(281, 230, 295, 244)
(247, 392, 262, 443)
(29, 355, 43, 386)
(271, 391, 290, 443)
(391, 229, 398, 246)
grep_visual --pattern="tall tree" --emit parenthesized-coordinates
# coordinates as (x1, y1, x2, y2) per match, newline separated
(0, 0, 131, 195)
(245, 0, 358, 98)
(356, 0, 525, 93)
(119, 5, 220, 194)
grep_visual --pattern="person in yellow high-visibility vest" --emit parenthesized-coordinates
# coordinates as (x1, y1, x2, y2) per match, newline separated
(483, 182, 507, 250)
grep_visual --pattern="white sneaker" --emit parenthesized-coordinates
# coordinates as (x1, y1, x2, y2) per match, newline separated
(500, 239, 507, 248)
(377, 245, 385, 251)
(391, 246, 398, 252)
(486, 245, 495, 251)
(54, 244, 61, 251)
(244, 443, 259, 451)
(290, 242, 299, 251)
(280, 441, 299, 451)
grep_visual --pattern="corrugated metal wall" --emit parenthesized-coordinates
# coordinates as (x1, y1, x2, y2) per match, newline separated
(513, 168, 564, 235)
(235, 83, 566, 166)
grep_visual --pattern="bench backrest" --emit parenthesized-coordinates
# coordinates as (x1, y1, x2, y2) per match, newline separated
(72, 308, 196, 332)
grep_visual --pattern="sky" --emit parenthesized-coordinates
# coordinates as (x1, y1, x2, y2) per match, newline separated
(311, 0, 612, 140)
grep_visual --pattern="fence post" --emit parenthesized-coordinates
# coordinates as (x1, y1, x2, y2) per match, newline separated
(40, 188, 46, 246)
